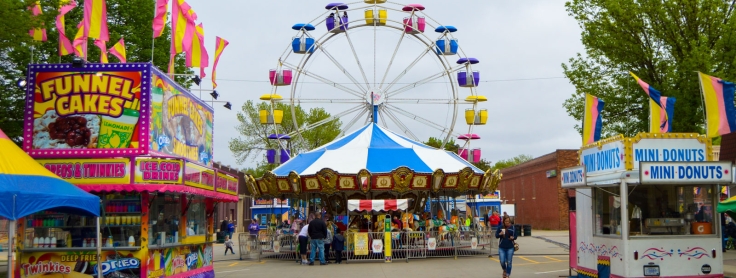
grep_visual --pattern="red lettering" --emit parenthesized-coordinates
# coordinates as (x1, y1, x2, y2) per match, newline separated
(74, 163, 82, 178)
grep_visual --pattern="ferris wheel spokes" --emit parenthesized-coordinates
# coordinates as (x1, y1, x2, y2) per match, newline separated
(314, 42, 369, 93)
(380, 105, 420, 141)
(281, 61, 364, 98)
(384, 103, 461, 137)
(380, 41, 434, 93)
(286, 103, 365, 138)
(341, 26, 372, 89)
(385, 64, 465, 99)
(378, 29, 407, 89)
(341, 106, 371, 135)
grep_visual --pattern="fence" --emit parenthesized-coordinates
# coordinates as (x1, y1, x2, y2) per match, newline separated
(239, 229, 495, 263)
(345, 231, 387, 263)
(237, 234, 260, 261)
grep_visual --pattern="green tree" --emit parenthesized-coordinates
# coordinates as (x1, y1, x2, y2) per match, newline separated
(472, 158, 492, 172)
(229, 100, 342, 164)
(492, 154, 534, 171)
(423, 136, 459, 153)
(562, 0, 736, 138)
(0, 0, 191, 144)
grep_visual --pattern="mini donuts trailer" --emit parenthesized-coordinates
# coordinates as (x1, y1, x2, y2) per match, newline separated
(562, 133, 734, 278)
(16, 63, 238, 278)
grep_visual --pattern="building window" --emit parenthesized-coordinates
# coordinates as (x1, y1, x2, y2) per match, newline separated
(594, 187, 621, 236)
(628, 184, 716, 236)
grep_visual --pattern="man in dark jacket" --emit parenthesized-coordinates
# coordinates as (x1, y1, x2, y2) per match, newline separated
(307, 213, 328, 265)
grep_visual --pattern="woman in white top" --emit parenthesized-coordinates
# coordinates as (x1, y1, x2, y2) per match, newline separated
(298, 224, 310, 265)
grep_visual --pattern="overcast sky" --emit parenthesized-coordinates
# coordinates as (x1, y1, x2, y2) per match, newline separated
(184, 0, 585, 170)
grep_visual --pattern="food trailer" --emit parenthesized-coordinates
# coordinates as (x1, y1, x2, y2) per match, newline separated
(15, 63, 238, 278)
(562, 133, 734, 278)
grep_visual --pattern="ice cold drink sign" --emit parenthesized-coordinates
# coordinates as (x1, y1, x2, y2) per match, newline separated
(640, 162, 733, 184)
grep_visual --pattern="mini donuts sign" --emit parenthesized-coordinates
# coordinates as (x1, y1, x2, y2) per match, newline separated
(23, 63, 151, 158)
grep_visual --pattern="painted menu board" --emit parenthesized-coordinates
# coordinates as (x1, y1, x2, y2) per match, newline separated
(135, 158, 183, 184)
(38, 158, 131, 184)
(23, 63, 151, 158)
(19, 250, 143, 278)
(147, 244, 213, 278)
(149, 68, 214, 166)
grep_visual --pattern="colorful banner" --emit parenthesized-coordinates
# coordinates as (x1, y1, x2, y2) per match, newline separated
(150, 68, 214, 166)
(23, 64, 151, 158)
(184, 162, 215, 190)
(38, 158, 131, 184)
(135, 158, 183, 184)
(19, 250, 143, 278)
(147, 244, 213, 278)
(354, 233, 369, 256)
(215, 172, 237, 195)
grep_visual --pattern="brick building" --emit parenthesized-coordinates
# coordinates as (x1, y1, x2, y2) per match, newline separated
(213, 162, 253, 233)
(497, 150, 578, 230)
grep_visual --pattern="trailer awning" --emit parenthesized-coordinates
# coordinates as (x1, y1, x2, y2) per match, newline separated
(348, 199, 408, 212)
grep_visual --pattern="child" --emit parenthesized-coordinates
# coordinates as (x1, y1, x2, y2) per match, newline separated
(332, 229, 345, 264)
(224, 236, 235, 255)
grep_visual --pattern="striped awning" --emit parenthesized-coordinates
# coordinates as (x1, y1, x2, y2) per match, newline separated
(348, 199, 408, 212)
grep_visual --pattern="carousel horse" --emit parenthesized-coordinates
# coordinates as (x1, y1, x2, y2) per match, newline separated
(428, 218, 458, 247)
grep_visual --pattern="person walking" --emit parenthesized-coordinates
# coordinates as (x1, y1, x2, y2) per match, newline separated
(496, 216, 517, 277)
(298, 223, 310, 265)
(324, 218, 336, 263)
(307, 213, 328, 265)
(223, 235, 235, 255)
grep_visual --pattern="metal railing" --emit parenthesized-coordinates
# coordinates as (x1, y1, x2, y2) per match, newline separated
(345, 231, 387, 263)
(238, 233, 261, 261)
(247, 229, 498, 263)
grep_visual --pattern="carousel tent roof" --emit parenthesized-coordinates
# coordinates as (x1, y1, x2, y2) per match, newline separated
(272, 123, 483, 176)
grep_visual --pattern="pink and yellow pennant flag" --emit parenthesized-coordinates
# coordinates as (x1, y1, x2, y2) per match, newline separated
(28, 2, 47, 42)
(109, 38, 126, 63)
(698, 72, 736, 137)
(186, 23, 208, 78)
(211, 36, 229, 89)
(83, 0, 109, 41)
(171, 0, 196, 54)
(73, 22, 88, 59)
(582, 94, 605, 145)
(152, 0, 168, 38)
(56, 1, 76, 55)
(94, 39, 108, 63)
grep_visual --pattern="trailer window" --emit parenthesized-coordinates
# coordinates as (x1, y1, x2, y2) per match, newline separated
(628, 184, 716, 236)
(594, 187, 622, 236)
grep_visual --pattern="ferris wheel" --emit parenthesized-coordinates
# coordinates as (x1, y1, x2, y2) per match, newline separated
(259, 1, 488, 164)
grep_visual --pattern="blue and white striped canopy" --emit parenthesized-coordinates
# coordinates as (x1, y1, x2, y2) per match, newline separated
(272, 124, 483, 176)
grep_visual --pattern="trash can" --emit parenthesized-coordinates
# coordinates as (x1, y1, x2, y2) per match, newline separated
(514, 224, 522, 236)
(216, 231, 226, 243)
(523, 225, 532, 236)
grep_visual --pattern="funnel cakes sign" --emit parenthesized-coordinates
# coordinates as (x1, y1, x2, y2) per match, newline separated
(150, 71, 214, 166)
(23, 63, 151, 158)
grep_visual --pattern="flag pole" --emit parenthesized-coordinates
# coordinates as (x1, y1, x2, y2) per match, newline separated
(150, 1, 156, 62)
(695, 71, 708, 136)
